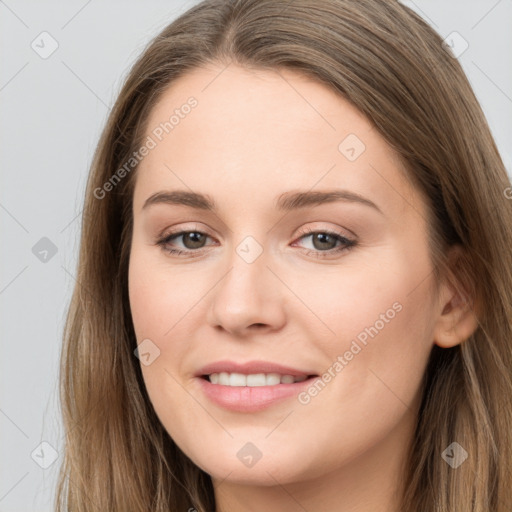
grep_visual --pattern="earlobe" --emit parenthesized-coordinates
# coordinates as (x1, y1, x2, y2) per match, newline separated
(433, 246, 480, 348)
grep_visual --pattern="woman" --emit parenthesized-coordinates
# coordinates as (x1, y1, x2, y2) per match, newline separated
(56, 1, 512, 510)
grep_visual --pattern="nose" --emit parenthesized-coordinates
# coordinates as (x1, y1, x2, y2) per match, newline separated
(206, 245, 287, 337)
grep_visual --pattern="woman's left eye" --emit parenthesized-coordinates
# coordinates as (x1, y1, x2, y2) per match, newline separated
(155, 229, 356, 258)
(292, 230, 356, 257)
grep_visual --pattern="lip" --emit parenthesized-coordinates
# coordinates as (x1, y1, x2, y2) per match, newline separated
(194, 360, 318, 412)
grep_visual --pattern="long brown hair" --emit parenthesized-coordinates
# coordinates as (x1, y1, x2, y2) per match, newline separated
(56, 1, 512, 510)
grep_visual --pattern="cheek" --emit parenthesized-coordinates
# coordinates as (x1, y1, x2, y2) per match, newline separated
(296, 245, 436, 401)
(284, 255, 436, 474)
(298, 248, 434, 343)
(128, 245, 202, 340)
(128, 250, 204, 446)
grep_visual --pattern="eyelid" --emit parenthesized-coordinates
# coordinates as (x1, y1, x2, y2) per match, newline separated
(156, 225, 217, 248)
(157, 222, 213, 239)
(294, 224, 356, 240)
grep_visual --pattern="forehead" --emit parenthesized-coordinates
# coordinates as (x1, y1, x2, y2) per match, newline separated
(132, 64, 423, 220)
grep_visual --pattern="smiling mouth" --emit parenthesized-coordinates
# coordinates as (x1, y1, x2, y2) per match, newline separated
(201, 372, 318, 387)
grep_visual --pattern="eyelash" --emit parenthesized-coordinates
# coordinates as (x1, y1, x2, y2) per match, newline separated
(155, 227, 357, 259)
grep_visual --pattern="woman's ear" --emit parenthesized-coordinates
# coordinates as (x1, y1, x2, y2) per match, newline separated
(433, 245, 480, 348)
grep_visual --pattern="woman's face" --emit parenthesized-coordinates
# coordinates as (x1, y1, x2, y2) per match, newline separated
(128, 64, 442, 487)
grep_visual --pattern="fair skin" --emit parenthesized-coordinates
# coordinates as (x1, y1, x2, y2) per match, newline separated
(128, 63, 478, 512)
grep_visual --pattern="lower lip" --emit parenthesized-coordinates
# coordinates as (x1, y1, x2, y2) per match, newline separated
(196, 376, 317, 412)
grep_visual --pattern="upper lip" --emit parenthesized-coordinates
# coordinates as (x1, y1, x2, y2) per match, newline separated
(196, 360, 317, 378)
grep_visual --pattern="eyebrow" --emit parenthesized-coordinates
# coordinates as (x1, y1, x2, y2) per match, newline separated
(142, 189, 383, 214)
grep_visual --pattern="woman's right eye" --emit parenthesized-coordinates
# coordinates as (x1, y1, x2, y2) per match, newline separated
(156, 231, 214, 256)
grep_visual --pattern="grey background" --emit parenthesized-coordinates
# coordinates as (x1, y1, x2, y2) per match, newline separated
(1, 1, 511, 510)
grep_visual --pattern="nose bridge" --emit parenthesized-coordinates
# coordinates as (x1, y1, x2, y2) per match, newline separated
(207, 233, 286, 333)
(227, 238, 268, 293)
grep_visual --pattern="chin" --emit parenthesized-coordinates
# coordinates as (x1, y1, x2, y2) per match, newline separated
(186, 444, 316, 486)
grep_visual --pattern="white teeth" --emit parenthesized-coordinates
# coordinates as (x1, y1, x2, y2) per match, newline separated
(207, 372, 309, 386)
(218, 372, 230, 385)
(280, 375, 295, 384)
(229, 373, 246, 387)
(246, 373, 267, 386)
(264, 373, 281, 386)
